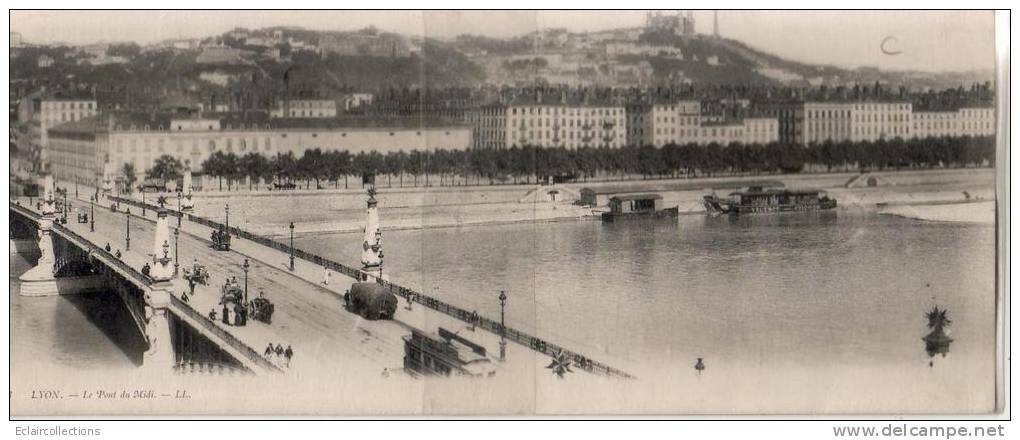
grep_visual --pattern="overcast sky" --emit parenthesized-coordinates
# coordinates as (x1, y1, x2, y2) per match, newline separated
(10, 10, 996, 72)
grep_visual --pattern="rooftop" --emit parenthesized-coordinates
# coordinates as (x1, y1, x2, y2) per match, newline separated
(610, 193, 663, 201)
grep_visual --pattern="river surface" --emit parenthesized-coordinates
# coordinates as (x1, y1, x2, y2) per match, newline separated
(294, 209, 998, 413)
(9, 253, 145, 377)
(10, 208, 998, 413)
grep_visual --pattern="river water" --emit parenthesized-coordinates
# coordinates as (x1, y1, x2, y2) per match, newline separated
(294, 209, 998, 413)
(9, 253, 145, 375)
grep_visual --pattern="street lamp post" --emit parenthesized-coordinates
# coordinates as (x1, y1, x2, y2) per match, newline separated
(173, 227, 180, 277)
(75, 179, 78, 198)
(89, 197, 95, 232)
(142, 191, 146, 216)
(242, 258, 250, 305)
(62, 192, 68, 223)
(225, 203, 230, 237)
(499, 290, 508, 362)
(176, 191, 182, 227)
(288, 222, 295, 271)
(125, 209, 131, 250)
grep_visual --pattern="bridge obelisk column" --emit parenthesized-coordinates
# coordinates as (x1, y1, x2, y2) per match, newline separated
(143, 209, 177, 370)
(18, 175, 58, 295)
(181, 168, 194, 211)
(150, 210, 175, 280)
(360, 184, 384, 282)
(101, 162, 114, 197)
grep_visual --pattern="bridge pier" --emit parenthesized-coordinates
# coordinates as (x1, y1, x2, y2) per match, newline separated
(18, 216, 59, 296)
(142, 288, 176, 370)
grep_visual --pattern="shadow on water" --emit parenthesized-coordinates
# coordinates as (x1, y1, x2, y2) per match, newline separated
(57, 291, 148, 366)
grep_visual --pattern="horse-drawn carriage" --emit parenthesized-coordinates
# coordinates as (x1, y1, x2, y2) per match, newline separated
(248, 297, 275, 324)
(211, 228, 231, 251)
(183, 262, 210, 285)
(217, 280, 275, 326)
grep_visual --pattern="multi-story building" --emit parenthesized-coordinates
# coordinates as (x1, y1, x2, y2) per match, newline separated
(849, 101, 912, 142)
(468, 99, 627, 150)
(800, 102, 854, 145)
(911, 111, 960, 139)
(45, 113, 472, 184)
(16, 92, 98, 171)
(319, 32, 410, 58)
(693, 117, 779, 146)
(641, 101, 702, 146)
(912, 106, 995, 139)
(956, 107, 996, 137)
(767, 100, 912, 145)
(270, 99, 338, 118)
(627, 101, 777, 146)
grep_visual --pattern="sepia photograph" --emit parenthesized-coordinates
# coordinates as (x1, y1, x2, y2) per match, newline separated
(5, 7, 1008, 424)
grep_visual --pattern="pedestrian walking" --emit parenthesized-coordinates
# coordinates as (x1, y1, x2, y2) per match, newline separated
(284, 345, 293, 368)
(322, 266, 331, 285)
(222, 305, 230, 325)
(188, 277, 196, 296)
(209, 308, 217, 321)
(275, 344, 284, 358)
(182, 292, 189, 303)
(115, 250, 122, 259)
(264, 343, 274, 357)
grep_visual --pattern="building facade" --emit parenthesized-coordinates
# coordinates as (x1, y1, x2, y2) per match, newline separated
(769, 100, 914, 145)
(849, 101, 913, 142)
(469, 101, 628, 150)
(46, 115, 472, 184)
(270, 99, 338, 118)
(627, 101, 778, 146)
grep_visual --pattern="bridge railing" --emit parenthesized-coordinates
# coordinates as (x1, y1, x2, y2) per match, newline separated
(100, 197, 634, 379)
(50, 220, 156, 287)
(168, 294, 283, 374)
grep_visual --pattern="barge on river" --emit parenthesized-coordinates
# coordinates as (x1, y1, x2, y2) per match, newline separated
(703, 186, 837, 215)
(601, 194, 679, 222)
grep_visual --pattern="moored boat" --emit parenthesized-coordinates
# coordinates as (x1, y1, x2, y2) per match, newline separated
(703, 186, 837, 215)
(601, 193, 679, 222)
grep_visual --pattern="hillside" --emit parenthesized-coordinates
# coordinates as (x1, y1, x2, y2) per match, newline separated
(9, 24, 991, 109)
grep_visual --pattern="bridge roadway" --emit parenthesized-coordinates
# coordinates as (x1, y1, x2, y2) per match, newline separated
(19, 190, 571, 380)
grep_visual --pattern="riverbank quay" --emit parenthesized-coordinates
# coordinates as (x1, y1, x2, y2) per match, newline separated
(169, 168, 994, 236)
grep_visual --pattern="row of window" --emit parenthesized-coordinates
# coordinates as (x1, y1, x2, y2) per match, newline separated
(510, 107, 623, 117)
(42, 101, 94, 110)
(113, 137, 275, 154)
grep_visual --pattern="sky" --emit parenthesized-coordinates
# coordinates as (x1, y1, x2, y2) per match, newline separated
(9, 10, 997, 73)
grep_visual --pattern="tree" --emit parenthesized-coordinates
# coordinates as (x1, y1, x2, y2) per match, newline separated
(121, 162, 137, 194)
(201, 151, 229, 191)
(240, 152, 271, 190)
(146, 155, 184, 184)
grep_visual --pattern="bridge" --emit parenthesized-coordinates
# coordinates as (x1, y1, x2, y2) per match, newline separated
(10, 178, 634, 379)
